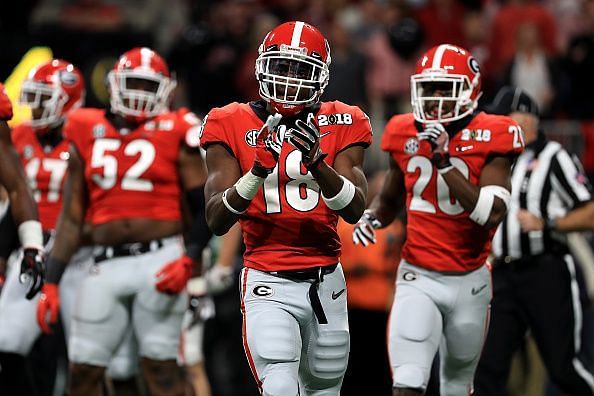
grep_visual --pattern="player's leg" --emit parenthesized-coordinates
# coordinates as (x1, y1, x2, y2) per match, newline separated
(525, 254, 594, 395)
(106, 328, 140, 396)
(0, 250, 42, 353)
(474, 263, 528, 396)
(389, 262, 443, 396)
(439, 264, 491, 396)
(179, 300, 213, 396)
(240, 268, 301, 396)
(299, 264, 349, 396)
(133, 239, 187, 396)
(67, 255, 133, 396)
(0, 250, 42, 395)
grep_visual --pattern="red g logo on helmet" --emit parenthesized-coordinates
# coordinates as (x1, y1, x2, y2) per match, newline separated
(19, 59, 85, 132)
(255, 21, 331, 116)
(411, 44, 482, 124)
(107, 47, 176, 121)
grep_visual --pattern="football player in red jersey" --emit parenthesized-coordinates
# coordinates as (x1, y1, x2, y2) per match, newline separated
(201, 21, 372, 396)
(0, 85, 44, 301)
(0, 59, 86, 395)
(34, 47, 210, 396)
(352, 44, 525, 396)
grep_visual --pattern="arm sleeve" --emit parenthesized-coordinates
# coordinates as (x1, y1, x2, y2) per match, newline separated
(550, 150, 593, 208)
(0, 204, 20, 260)
(489, 116, 525, 158)
(198, 107, 235, 155)
(380, 116, 400, 153)
(184, 185, 212, 261)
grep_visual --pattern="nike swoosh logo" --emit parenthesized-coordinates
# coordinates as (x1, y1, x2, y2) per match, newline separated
(471, 284, 487, 295)
(332, 289, 346, 300)
(320, 132, 331, 138)
(456, 145, 474, 152)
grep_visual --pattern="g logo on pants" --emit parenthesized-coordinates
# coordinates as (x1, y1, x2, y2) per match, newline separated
(252, 285, 274, 298)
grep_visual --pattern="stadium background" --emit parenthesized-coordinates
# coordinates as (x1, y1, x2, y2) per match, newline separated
(1, 0, 594, 395)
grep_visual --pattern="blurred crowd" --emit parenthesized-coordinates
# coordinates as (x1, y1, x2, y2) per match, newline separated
(1, 1, 594, 395)
(2, 0, 594, 118)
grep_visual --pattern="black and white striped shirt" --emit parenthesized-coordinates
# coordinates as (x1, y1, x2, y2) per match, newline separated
(493, 134, 592, 260)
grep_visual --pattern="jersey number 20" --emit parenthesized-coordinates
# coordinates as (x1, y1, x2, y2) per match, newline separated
(408, 156, 470, 215)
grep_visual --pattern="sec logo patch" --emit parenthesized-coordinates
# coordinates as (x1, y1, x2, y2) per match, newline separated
(404, 137, 419, 155)
(245, 129, 259, 147)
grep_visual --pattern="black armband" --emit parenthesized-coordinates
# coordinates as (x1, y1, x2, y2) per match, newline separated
(431, 153, 452, 169)
(0, 205, 20, 260)
(185, 185, 212, 261)
(45, 256, 69, 284)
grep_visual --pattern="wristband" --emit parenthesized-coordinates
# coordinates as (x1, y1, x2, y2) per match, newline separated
(322, 176, 356, 211)
(18, 220, 43, 250)
(222, 189, 245, 215)
(235, 171, 266, 200)
(469, 185, 511, 226)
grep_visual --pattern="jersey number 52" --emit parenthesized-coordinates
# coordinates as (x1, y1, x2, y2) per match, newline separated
(91, 139, 156, 191)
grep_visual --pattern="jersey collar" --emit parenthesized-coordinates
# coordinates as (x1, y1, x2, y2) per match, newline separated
(249, 100, 322, 124)
(414, 111, 478, 138)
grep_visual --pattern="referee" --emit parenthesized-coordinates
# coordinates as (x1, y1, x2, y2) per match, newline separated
(474, 86, 594, 396)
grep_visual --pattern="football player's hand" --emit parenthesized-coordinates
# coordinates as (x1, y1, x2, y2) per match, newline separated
(37, 283, 59, 334)
(352, 210, 382, 247)
(253, 113, 284, 176)
(287, 113, 327, 170)
(417, 122, 449, 154)
(20, 248, 45, 300)
(0, 83, 13, 121)
(186, 277, 215, 325)
(155, 255, 193, 295)
(204, 263, 234, 295)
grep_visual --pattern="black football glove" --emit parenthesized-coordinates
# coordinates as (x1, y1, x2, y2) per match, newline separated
(287, 113, 327, 171)
(19, 248, 45, 300)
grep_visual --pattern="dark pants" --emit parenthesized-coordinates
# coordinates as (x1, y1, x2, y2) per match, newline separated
(474, 253, 594, 396)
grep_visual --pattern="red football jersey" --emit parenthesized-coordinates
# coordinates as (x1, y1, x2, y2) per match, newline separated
(381, 112, 524, 272)
(65, 108, 200, 225)
(200, 101, 372, 272)
(12, 124, 70, 231)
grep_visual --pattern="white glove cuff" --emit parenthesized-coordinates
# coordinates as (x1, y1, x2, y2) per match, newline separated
(469, 185, 511, 226)
(322, 176, 356, 211)
(235, 171, 266, 200)
(187, 276, 208, 296)
(18, 220, 43, 250)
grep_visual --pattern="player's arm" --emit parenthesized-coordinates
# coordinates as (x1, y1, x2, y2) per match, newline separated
(205, 114, 286, 236)
(440, 155, 512, 229)
(45, 145, 86, 283)
(0, 87, 44, 299)
(154, 143, 211, 295)
(352, 155, 406, 246)
(286, 113, 368, 223)
(309, 145, 367, 224)
(0, 121, 43, 246)
(37, 144, 86, 333)
(204, 144, 244, 236)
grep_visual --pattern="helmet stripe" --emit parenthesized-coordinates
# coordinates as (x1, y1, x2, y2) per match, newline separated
(291, 21, 305, 48)
(140, 47, 153, 69)
(431, 44, 449, 69)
